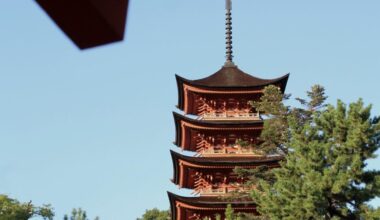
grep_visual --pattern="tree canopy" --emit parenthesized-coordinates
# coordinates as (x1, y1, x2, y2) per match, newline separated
(0, 194, 54, 220)
(245, 85, 380, 219)
(136, 208, 170, 220)
(0, 195, 101, 220)
(63, 208, 99, 220)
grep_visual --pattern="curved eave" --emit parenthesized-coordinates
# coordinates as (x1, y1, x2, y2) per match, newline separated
(168, 191, 177, 220)
(170, 150, 283, 186)
(176, 73, 290, 111)
(173, 111, 263, 147)
(175, 74, 186, 110)
(171, 150, 283, 167)
(168, 191, 255, 220)
(173, 111, 181, 147)
(171, 150, 181, 185)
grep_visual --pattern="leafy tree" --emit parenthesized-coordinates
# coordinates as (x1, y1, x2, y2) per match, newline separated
(63, 208, 99, 220)
(136, 208, 170, 220)
(0, 194, 54, 220)
(245, 85, 380, 219)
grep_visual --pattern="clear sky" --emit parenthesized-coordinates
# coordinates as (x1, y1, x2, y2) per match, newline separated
(0, 1, 379, 219)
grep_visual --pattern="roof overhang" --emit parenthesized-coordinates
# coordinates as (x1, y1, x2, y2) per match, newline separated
(173, 112, 264, 149)
(175, 68, 289, 113)
(36, 0, 129, 49)
(168, 192, 257, 220)
(170, 150, 282, 188)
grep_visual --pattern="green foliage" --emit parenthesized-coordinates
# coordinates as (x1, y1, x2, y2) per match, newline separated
(63, 208, 99, 220)
(215, 205, 260, 220)
(0, 194, 54, 220)
(295, 84, 327, 112)
(136, 208, 170, 220)
(235, 139, 251, 149)
(250, 85, 291, 154)
(249, 85, 380, 219)
(225, 204, 234, 220)
(360, 206, 380, 219)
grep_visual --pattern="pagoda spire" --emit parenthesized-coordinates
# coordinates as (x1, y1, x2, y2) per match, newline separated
(224, 0, 235, 67)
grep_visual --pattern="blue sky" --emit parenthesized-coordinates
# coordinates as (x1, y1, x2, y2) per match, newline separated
(0, 1, 379, 219)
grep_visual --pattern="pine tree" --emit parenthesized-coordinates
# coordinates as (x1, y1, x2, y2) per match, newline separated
(63, 208, 99, 220)
(250, 85, 291, 155)
(248, 85, 380, 219)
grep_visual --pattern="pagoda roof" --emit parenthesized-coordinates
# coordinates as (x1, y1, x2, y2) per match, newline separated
(171, 150, 282, 167)
(168, 192, 256, 220)
(176, 66, 289, 111)
(177, 66, 289, 89)
(168, 191, 254, 207)
(173, 112, 263, 148)
(171, 150, 283, 187)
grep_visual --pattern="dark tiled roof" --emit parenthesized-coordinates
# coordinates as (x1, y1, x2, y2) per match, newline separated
(168, 192, 256, 220)
(176, 66, 289, 89)
(168, 191, 254, 206)
(170, 150, 283, 186)
(175, 66, 289, 111)
(192, 66, 289, 88)
(171, 150, 283, 166)
(173, 112, 263, 147)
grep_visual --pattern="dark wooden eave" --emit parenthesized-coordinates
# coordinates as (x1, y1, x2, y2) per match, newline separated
(170, 150, 283, 186)
(173, 112, 263, 148)
(35, 0, 129, 49)
(168, 192, 255, 220)
(168, 191, 254, 207)
(176, 66, 289, 110)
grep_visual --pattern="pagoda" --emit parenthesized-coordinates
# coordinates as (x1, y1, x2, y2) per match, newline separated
(168, 1, 289, 219)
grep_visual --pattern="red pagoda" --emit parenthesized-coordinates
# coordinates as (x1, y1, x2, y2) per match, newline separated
(168, 1, 289, 219)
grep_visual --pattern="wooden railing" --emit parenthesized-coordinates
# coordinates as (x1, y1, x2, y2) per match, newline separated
(199, 112, 260, 120)
(197, 185, 250, 196)
(200, 146, 256, 156)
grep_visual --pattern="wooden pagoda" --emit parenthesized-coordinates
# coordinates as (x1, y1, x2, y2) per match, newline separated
(168, 1, 289, 219)
(169, 65, 288, 220)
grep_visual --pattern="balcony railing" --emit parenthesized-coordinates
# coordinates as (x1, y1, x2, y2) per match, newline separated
(200, 146, 257, 156)
(199, 112, 260, 121)
(197, 185, 250, 196)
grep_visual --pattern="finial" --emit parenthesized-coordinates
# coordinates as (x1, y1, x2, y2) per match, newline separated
(224, 0, 235, 67)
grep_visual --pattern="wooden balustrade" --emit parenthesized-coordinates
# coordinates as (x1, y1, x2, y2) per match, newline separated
(200, 146, 256, 156)
(197, 185, 250, 196)
(199, 112, 260, 120)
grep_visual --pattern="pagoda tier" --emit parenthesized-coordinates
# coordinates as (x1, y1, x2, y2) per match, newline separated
(170, 150, 282, 195)
(173, 112, 263, 154)
(176, 66, 289, 115)
(168, 192, 257, 220)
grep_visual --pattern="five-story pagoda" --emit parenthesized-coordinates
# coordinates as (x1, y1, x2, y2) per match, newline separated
(168, 1, 289, 219)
